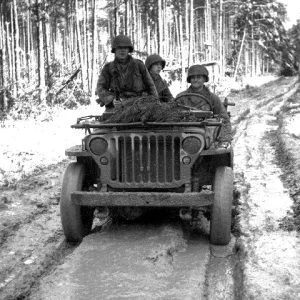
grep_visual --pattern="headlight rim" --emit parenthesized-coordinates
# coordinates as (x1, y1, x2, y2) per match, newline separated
(182, 136, 202, 155)
(89, 137, 108, 156)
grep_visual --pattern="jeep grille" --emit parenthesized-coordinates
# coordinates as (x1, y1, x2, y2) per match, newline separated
(109, 134, 181, 185)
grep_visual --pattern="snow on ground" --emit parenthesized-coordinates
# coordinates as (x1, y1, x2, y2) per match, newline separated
(0, 103, 104, 185)
(230, 76, 300, 299)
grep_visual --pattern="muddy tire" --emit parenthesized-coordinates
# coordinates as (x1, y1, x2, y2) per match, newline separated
(60, 162, 94, 243)
(210, 166, 233, 245)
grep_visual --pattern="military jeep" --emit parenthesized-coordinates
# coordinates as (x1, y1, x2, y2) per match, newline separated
(60, 93, 234, 245)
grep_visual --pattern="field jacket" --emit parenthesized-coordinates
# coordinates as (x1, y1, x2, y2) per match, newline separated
(151, 74, 174, 102)
(96, 56, 158, 107)
(177, 86, 232, 141)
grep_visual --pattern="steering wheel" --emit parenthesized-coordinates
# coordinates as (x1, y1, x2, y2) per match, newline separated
(174, 93, 212, 111)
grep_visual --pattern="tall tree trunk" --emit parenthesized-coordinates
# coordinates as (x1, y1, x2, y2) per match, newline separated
(219, 0, 223, 76)
(185, 0, 189, 65)
(6, 22, 12, 84)
(0, 49, 4, 109)
(206, 0, 212, 61)
(10, 6, 16, 97)
(255, 47, 260, 75)
(26, 0, 32, 84)
(91, 0, 98, 102)
(75, 0, 88, 91)
(147, 17, 150, 54)
(233, 28, 246, 81)
(13, 0, 20, 95)
(64, 0, 70, 70)
(137, 4, 142, 53)
(1, 14, 7, 110)
(189, 0, 193, 65)
(124, 0, 128, 35)
(0, 18, 4, 100)
(132, 0, 136, 48)
(84, 0, 91, 92)
(163, 0, 167, 56)
(37, 0, 45, 102)
(44, 11, 51, 90)
(158, 0, 162, 54)
(244, 40, 249, 77)
(114, 0, 119, 35)
(179, 14, 185, 89)
(251, 14, 255, 77)
(174, 12, 180, 62)
(298, 50, 300, 77)
(0, 23, 7, 110)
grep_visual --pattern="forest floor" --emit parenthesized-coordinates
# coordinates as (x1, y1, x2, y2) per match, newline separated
(0, 75, 300, 299)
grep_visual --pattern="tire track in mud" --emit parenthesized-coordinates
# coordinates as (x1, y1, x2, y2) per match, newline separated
(0, 161, 81, 300)
(272, 85, 300, 230)
(0, 207, 75, 300)
(30, 219, 211, 300)
(205, 77, 299, 300)
(231, 79, 300, 299)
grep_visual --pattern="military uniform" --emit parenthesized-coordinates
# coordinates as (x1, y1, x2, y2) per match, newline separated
(96, 56, 158, 108)
(150, 74, 174, 102)
(177, 86, 232, 141)
(145, 54, 174, 103)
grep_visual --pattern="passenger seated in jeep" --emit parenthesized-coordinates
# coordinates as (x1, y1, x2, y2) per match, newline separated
(96, 35, 158, 111)
(177, 65, 232, 142)
(145, 54, 174, 103)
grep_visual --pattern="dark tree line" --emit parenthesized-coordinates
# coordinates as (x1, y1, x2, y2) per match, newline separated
(0, 0, 298, 115)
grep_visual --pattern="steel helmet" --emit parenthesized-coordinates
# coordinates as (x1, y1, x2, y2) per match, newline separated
(111, 35, 134, 53)
(187, 65, 209, 83)
(145, 54, 166, 70)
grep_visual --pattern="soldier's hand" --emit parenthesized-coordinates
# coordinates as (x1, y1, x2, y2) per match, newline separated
(104, 95, 115, 106)
(216, 138, 231, 149)
(113, 98, 122, 109)
(96, 98, 105, 107)
(218, 141, 231, 148)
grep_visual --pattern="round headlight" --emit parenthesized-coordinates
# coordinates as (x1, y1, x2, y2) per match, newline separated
(89, 138, 108, 156)
(182, 137, 202, 154)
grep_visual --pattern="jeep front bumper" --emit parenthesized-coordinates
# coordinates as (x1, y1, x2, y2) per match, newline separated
(71, 191, 214, 208)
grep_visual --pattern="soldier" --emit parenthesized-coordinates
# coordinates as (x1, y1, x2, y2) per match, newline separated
(96, 35, 158, 110)
(145, 54, 174, 102)
(177, 65, 232, 142)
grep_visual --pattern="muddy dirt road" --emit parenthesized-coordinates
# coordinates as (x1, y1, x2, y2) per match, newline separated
(1, 76, 300, 299)
(28, 212, 237, 300)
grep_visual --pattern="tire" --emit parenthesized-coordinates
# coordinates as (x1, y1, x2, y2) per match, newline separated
(60, 162, 94, 243)
(210, 166, 233, 245)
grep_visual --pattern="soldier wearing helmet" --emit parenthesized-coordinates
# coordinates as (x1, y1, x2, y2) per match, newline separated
(96, 35, 158, 109)
(145, 54, 174, 102)
(177, 64, 232, 142)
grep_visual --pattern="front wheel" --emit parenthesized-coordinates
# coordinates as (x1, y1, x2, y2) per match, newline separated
(60, 162, 94, 243)
(210, 166, 233, 245)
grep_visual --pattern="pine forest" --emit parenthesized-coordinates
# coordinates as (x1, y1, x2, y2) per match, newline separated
(0, 0, 299, 116)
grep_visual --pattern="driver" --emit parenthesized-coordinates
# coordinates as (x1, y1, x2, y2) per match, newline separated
(176, 65, 232, 142)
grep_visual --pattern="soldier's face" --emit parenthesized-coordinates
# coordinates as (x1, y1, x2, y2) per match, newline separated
(190, 75, 206, 89)
(150, 62, 163, 75)
(115, 47, 130, 60)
